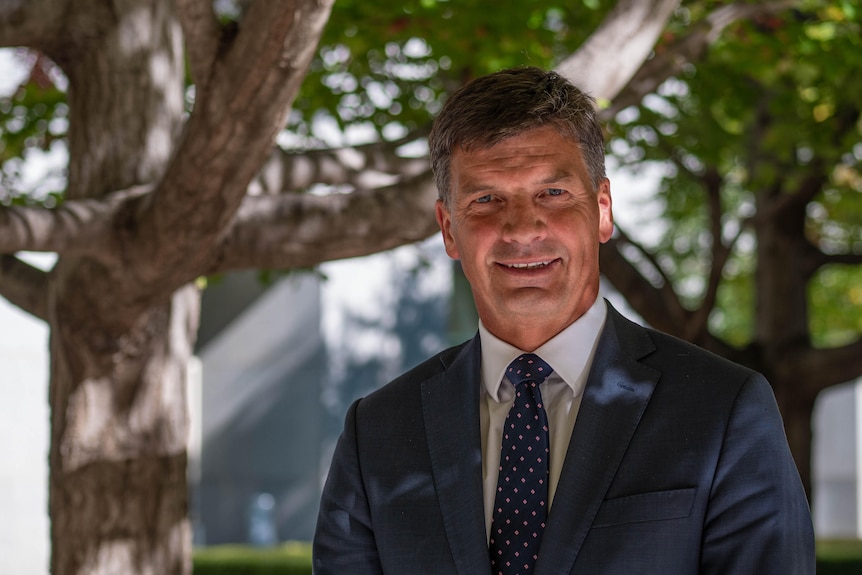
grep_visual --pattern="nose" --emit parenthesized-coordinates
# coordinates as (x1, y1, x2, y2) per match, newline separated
(501, 200, 547, 245)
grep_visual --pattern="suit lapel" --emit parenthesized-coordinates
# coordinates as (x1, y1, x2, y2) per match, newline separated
(536, 304, 660, 575)
(422, 336, 492, 575)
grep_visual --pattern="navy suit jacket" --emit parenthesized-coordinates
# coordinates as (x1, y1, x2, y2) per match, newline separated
(313, 302, 815, 574)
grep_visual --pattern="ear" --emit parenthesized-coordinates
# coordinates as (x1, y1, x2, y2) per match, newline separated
(435, 200, 460, 260)
(597, 178, 614, 243)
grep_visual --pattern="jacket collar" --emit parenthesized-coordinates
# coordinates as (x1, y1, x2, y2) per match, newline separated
(422, 336, 493, 575)
(535, 303, 659, 575)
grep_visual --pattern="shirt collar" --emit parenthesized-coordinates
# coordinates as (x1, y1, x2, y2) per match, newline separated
(479, 298, 608, 402)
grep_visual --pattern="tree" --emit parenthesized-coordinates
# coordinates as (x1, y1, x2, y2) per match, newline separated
(0, 0, 856, 573)
(0, 2, 337, 573)
(597, 1, 862, 497)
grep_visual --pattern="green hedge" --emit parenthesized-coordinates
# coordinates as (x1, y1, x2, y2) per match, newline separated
(192, 540, 862, 574)
(816, 540, 862, 575)
(193, 542, 312, 575)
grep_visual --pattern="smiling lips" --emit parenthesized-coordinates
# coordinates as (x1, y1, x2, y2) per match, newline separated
(502, 259, 557, 269)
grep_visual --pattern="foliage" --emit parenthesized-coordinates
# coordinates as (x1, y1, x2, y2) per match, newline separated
(1, 1, 615, 191)
(810, 265, 862, 346)
(290, 0, 611, 144)
(607, 0, 862, 346)
(1, 0, 856, 357)
(0, 50, 66, 205)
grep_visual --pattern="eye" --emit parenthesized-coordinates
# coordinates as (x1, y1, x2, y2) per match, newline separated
(546, 188, 566, 196)
(475, 194, 493, 204)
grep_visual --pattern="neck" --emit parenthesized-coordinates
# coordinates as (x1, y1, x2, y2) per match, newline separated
(483, 319, 566, 352)
(479, 297, 599, 352)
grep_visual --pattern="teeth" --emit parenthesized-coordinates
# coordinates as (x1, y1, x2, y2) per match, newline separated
(507, 261, 552, 269)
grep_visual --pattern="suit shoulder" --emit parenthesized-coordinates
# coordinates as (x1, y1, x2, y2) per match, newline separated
(394, 340, 471, 385)
(643, 327, 754, 379)
(359, 339, 472, 407)
(606, 304, 755, 382)
(609, 315, 777, 425)
(636, 328, 766, 409)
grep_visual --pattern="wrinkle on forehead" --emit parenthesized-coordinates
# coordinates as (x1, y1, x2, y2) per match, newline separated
(456, 121, 580, 153)
(451, 129, 591, 197)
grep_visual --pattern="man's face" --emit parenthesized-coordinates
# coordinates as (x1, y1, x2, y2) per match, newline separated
(435, 125, 613, 350)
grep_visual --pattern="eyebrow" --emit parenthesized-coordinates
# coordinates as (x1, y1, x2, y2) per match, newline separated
(538, 170, 578, 185)
(459, 182, 495, 196)
(457, 170, 580, 198)
(468, 171, 577, 188)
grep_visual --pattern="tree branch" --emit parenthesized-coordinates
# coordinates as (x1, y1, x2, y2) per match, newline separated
(137, 0, 335, 281)
(777, 93, 860, 213)
(0, 0, 63, 49)
(742, 83, 777, 188)
(0, 186, 150, 259)
(557, 0, 681, 102)
(821, 252, 862, 266)
(210, 170, 439, 273)
(599, 222, 739, 357)
(780, 160, 830, 214)
(781, 339, 862, 394)
(0, 254, 49, 320)
(175, 0, 220, 90)
(688, 167, 731, 341)
(254, 130, 431, 194)
(599, 229, 690, 335)
(603, 0, 796, 120)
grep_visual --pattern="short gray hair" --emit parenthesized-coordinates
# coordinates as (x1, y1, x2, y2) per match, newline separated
(429, 66, 606, 207)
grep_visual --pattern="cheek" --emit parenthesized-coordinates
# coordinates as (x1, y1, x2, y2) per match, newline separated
(463, 224, 501, 263)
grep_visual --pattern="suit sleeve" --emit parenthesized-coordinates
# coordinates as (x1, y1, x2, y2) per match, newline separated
(313, 399, 384, 575)
(701, 373, 815, 574)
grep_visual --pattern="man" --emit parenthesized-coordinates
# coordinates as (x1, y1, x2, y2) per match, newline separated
(313, 66, 814, 574)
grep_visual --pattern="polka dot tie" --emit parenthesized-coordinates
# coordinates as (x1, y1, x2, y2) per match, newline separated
(489, 354, 552, 575)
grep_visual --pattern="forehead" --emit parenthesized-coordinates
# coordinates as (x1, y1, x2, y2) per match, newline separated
(451, 126, 587, 188)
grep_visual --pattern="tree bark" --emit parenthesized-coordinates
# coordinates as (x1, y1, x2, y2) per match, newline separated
(49, 280, 199, 575)
(41, 2, 194, 573)
(773, 384, 817, 501)
(28, 0, 335, 569)
(752, 179, 818, 496)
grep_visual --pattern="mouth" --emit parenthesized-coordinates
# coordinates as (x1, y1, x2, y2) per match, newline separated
(501, 259, 557, 270)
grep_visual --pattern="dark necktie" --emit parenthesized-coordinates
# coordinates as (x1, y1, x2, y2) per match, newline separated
(489, 354, 553, 575)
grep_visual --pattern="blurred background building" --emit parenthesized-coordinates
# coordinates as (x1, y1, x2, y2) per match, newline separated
(190, 237, 453, 545)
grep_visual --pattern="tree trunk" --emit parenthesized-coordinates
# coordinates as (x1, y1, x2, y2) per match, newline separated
(49, 280, 199, 575)
(43, 1, 192, 572)
(755, 191, 816, 498)
(773, 388, 816, 501)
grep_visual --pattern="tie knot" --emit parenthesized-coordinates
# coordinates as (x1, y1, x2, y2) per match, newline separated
(506, 354, 552, 388)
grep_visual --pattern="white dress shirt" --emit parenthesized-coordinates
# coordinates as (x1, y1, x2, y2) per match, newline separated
(478, 298, 607, 541)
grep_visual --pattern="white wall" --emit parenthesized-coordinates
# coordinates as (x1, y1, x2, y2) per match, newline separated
(813, 380, 861, 538)
(0, 298, 50, 574)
